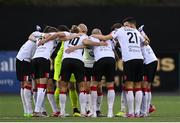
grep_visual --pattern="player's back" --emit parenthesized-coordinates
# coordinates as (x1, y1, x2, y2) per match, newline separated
(90, 36, 115, 61)
(113, 26, 144, 62)
(33, 32, 57, 60)
(63, 33, 88, 61)
(16, 31, 41, 62)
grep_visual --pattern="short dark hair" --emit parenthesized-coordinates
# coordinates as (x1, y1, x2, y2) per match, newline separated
(111, 23, 122, 31)
(43, 26, 58, 33)
(57, 25, 69, 32)
(122, 17, 136, 25)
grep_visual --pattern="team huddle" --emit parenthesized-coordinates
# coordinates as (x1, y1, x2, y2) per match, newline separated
(16, 17, 157, 118)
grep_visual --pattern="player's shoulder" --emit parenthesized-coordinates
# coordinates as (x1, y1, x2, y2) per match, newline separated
(62, 31, 71, 36)
(88, 36, 100, 42)
(31, 31, 43, 36)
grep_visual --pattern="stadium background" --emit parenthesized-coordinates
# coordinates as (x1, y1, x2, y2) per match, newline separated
(0, 0, 180, 93)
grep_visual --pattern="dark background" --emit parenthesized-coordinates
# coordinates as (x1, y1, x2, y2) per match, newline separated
(0, 6, 179, 53)
(0, 5, 180, 92)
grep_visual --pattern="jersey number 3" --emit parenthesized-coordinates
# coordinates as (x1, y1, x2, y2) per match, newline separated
(127, 32, 138, 44)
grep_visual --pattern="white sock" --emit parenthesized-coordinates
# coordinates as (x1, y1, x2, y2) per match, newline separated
(147, 91, 152, 112)
(41, 96, 47, 113)
(121, 90, 127, 112)
(97, 94, 103, 111)
(86, 93, 92, 112)
(34, 88, 46, 112)
(107, 89, 115, 116)
(135, 90, 142, 115)
(79, 92, 87, 114)
(141, 91, 148, 114)
(24, 88, 33, 114)
(125, 90, 134, 115)
(47, 93, 58, 113)
(59, 93, 67, 115)
(91, 90, 97, 116)
(20, 88, 27, 114)
(33, 91, 37, 106)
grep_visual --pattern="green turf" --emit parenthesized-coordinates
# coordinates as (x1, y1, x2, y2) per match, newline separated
(0, 94, 180, 122)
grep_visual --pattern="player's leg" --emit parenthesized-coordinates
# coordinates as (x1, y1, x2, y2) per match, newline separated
(58, 58, 71, 116)
(20, 82, 27, 116)
(23, 61, 34, 117)
(134, 60, 143, 117)
(16, 59, 28, 116)
(96, 80, 103, 117)
(32, 78, 38, 106)
(147, 61, 158, 115)
(47, 59, 60, 117)
(115, 83, 127, 117)
(84, 67, 93, 116)
(58, 80, 68, 116)
(54, 80, 60, 109)
(47, 78, 60, 117)
(33, 58, 50, 117)
(73, 59, 87, 117)
(105, 58, 116, 118)
(68, 80, 80, 117)
(23, 80, 33, 117)
(91, 61, 101, 117)
(123, 61, 135, 117)
(140, 64, 149, 117)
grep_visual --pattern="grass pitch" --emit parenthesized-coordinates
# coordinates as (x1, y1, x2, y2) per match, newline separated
(0, 93, 180, 122)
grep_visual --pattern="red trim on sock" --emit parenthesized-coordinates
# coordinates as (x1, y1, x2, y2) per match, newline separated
(47, 91, 54, 94)
(80, 91, 86, 94)
(44, 73, 49, 78)
(134, 88, 142, 92)
(38, 84, 47, 89)
(143, 75, 148, 81)
(125, 88, 134, 91)
(121, 85, 125, 91)
(60, 92, 66, 94)
(91, 86, 97, 91)
(142, 88, 148, 92)
(107, 87, 114, 90)
(147, 88, 151, 92)
(23, 75, 29, 81)
(97, 92, 103, 96)
(36, 84, 40, 88)
(24, 86, 31, 90)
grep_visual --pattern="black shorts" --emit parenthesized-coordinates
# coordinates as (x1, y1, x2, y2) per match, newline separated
(31, 57, 50, 79)
(93, 57, 115, 82)
(123, 59, 143, 82)
(61, 58, 85, 83)
(16, 58, 32, 81)
(84, 67, 94, 81)
(143, 61, 158, 83)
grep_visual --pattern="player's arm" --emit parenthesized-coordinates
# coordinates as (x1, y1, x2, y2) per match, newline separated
(28, 33, 36, 42)
(82, 38, 107, 46)
(138, 25, 150, 43)
(38, 32, 79, 45)
(60, 33, 80, 41)
(91, 34, 113, 41)
(65, 45, 87, 54)
(139, 33, 149, 46)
